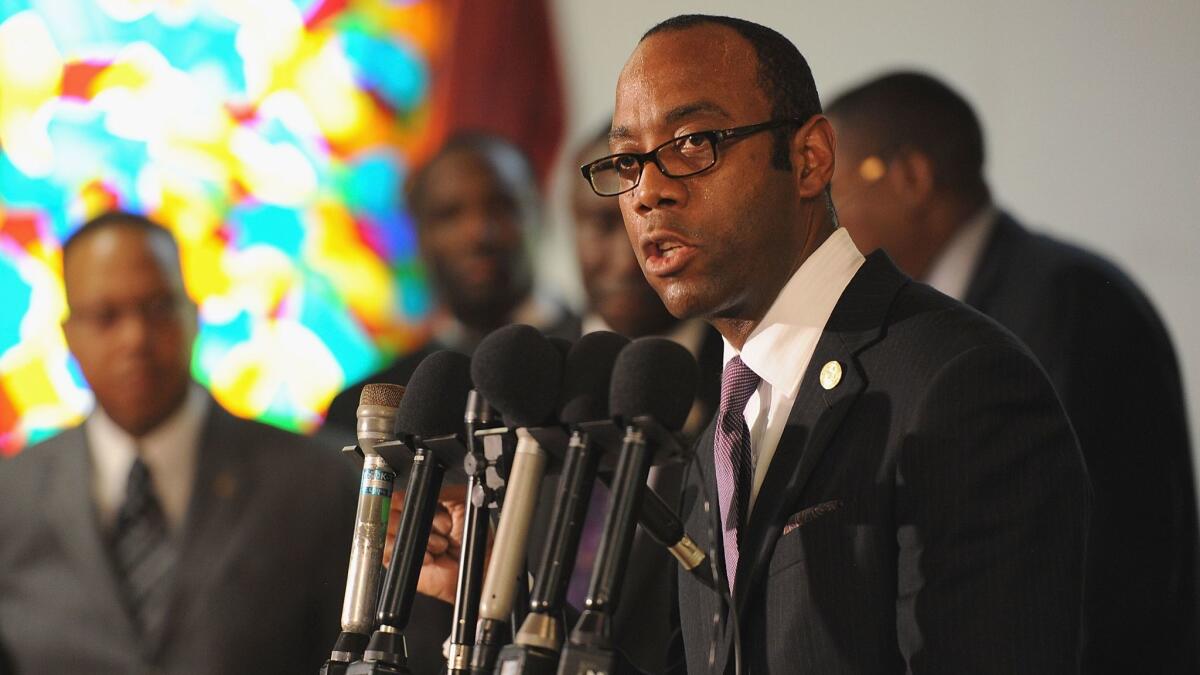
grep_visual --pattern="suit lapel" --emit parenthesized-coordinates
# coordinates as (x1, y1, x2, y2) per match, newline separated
(44, 426, 140, 639)
(713, 251, 908, 671)
(153, 402, 254, 655)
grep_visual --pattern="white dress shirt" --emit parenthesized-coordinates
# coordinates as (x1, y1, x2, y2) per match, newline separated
(923, 204, 997, 301)
(724, 227, 865, 514)
(86, 384, 208, 533)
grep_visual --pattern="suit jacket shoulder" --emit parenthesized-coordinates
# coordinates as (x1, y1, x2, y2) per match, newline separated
(966, 212, 1197, 673)
(677, 251, 1090, 675)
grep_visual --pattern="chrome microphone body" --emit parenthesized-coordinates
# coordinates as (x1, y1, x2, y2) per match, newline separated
(324, 385, 404, 674)
(469, 428, 548, 673)
(340, 452, 395, 635)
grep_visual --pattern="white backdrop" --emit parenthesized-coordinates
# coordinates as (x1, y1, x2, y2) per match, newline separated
(537, 0, 1200, 485)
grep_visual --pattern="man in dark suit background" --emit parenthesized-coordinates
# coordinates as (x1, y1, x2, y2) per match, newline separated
(324, 133, 578, 432)
(584, 14, 1091, 672)
(827, 71, 1198, 673)
(0, 212, 357, 674)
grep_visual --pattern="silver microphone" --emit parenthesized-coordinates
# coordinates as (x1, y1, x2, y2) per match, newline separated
(340, 384, 403, 636)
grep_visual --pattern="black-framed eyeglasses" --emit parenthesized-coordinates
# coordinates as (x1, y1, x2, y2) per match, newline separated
(580, 118, 803, 197)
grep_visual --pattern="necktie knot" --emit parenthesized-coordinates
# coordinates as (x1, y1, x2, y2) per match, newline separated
(118, 458, 155, 524)
(720, 356, 761, 415)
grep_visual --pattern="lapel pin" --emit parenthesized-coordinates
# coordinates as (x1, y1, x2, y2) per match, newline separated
(819, 360, 842, 390)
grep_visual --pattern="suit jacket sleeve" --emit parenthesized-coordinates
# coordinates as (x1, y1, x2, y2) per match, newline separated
(895, 343, 1091, 673)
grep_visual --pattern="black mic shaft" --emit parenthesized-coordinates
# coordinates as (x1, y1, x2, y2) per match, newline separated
(603, 468, 714, 591)
(584, 425, 651, 619)
(376, 446, 444, 630)
(559, 337, 697, 675)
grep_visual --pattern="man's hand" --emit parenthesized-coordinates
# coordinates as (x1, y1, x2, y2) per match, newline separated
(383, 485, 468, 606)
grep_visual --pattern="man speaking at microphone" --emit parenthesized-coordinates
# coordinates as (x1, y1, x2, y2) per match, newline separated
(0, 212, 357, 674)
(580, 14, 1091, 673)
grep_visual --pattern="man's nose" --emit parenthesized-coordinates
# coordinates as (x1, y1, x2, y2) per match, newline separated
(632, 162, 687, 214)
(114, 311, 154, 351)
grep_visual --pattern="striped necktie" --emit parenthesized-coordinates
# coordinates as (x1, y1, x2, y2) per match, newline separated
(110, 456, 176, 639)
(713, 356, 760, 594)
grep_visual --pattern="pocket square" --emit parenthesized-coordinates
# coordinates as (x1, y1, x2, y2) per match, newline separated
(781, 499, 842, 536)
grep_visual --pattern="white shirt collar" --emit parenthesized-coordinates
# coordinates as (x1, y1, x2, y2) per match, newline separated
(86, 384, 209, 532)
(923, 204, 998, 301)
(723, 227, 866, 398)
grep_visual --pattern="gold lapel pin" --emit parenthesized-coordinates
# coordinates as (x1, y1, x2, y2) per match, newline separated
(819, 360, 843, 390)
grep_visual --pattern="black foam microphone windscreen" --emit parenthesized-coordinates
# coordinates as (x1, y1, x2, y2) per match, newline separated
(609, 337, 698, 431)
(470, 324, 563, 428)
(559, 331, 630, 425)
(396, 350, 474, 438)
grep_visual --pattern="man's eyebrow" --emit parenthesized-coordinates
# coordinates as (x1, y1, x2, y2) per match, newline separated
(664, 101, 732, 124)
(609, 126, 632, 144)
(609, 101, 734, 146)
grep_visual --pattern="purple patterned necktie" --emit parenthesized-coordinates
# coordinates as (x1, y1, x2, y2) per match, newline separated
(714, 355, 760, 594)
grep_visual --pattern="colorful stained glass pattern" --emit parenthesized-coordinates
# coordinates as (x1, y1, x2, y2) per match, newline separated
(0, 0, 441, 454)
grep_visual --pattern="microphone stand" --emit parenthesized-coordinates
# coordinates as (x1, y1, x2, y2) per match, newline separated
(446, 392, 500, 674)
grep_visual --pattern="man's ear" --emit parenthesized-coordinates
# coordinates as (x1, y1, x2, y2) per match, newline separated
(887, 149, 935, 207)
(791, 114, 836, 199)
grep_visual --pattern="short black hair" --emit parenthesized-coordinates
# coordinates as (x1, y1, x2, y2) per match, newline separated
(827, 71, 987, 196)
(405, 131, 538, 223)
(643, 14, 822, 170)
(62, 210, 180, 271)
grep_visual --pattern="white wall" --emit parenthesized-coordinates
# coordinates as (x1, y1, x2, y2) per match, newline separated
(540, 0, 1200, 480)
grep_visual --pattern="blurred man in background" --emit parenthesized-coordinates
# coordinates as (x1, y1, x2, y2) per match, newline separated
(0, 211, 357, 675)
(829, 71, 1198, 673)
(324, 132, 577, 431)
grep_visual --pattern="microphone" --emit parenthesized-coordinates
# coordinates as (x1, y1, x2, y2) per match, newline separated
(466, 325, 566, 674)
(323, 384, 404, 675)
(558, 338, 697, 675)
(496, 331, 628, 674)
(445, 390, 500, 674)
(348, 351, 473, 675)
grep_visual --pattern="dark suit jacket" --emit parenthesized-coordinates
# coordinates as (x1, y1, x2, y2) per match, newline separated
(0, 399, 358, 675)
(964, 213, 1198, 673)
(676, 251, 1091, 674)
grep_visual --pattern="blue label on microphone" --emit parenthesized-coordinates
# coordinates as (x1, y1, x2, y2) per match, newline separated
(361, 467, 395, 497)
